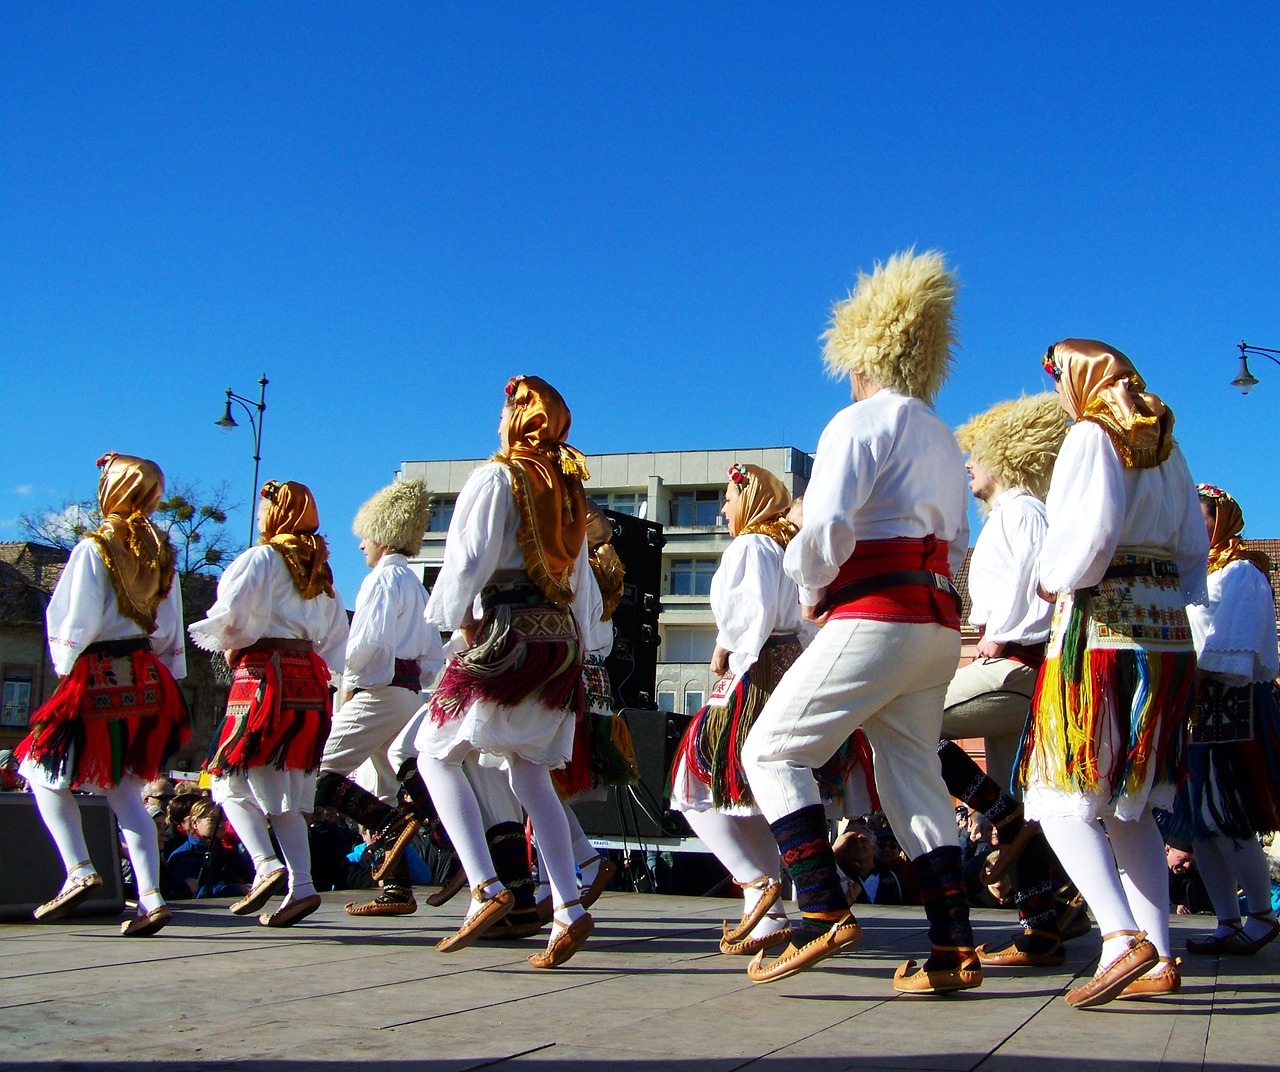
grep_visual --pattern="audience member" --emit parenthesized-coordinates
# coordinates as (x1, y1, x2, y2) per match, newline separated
(166, 799, 254, 899)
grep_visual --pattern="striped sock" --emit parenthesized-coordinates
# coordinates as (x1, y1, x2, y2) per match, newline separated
(913, 845, 974, 961)
(487, 822, 536, 913)
(936, 740, 1020, 828)
(770, 804, 846, 928)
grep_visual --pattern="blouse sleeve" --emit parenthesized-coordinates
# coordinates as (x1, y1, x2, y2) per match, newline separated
(45, 540, 109, 675)
(715, 536, 778, 676)
(316, 590, 350, 677)
(152, 579, 187, 680)
(343, 573, 394, 689)
(1038, 423, 1126, 595)
(1198, 561, 1279, 685)
(426, 464, 515, 631)
(187, 546, 275, 653)
(1169, 448, 1210, 606)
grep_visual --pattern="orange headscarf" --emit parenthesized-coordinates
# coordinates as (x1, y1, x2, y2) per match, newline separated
(1198, 484, 1272, 578)
(258, 480, 334, 599)
(585, 501, 624, 622)
(84, 452, 176, 632)
(497, 375, 590, 608)
(1043, 339, 1174, 468)
(727, 463, 797, 548)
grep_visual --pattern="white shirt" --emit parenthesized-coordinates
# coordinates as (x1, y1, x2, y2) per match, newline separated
(571, 562, 615, 659)
(1037, 422, 1208, 604)
(188, 544, 349, 672)
(967, 488, 1052, 645)
(426, 461, 589, 631)
(713, 533, 805, 678)
(342, 554, 445, 691)
(1187, 559, 1279, 687)
(45, 539, 186, 678)
(785, 390, 970, 608)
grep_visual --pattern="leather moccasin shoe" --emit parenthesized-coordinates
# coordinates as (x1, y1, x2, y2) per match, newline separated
(977, 928, 1065, 967)
(894, 948, 983, 994)
(120, 904, 173, 937)
(746, 914, 862, 983)
(1117, 956, 1181, 999)
(230, 867, 287, 915)
(1065, 931, 1158, 1009)
(35, 872, 104, 922)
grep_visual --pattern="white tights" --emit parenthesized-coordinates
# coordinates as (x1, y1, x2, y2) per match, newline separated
(31, 776, 165, 914)
(218, 799, 314, 904)
(1040, 811, 1171, 972)
(680, 808, 790, 936)
(1193, 834, 1277, 939)
(507, 756, 585, 934)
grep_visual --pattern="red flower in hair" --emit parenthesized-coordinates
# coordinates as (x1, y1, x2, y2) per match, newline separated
(504, 377, 521, 399)
(1197, 483, 1229, 502)
(727, 463, 748, 487)
(260, 480, 282, 502)
(1041, 346, 1062, 380)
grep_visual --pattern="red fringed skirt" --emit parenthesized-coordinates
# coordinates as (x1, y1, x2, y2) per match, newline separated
(17, 638, 190, 790)
(205, 648, 332, 776)
(552, 653, 640, 798)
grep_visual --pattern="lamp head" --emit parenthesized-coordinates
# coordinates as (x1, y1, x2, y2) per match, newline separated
(215, 393, 239, 430)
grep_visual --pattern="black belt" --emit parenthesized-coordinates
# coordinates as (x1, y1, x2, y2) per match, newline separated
(821, 569, 961, 617)
(83, 637, 151, 657)
(481, 583, 550, 609)
(1101, 560, 1179, 581)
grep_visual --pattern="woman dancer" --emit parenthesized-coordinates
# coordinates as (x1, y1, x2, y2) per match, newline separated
(1016, 340, 1208, 1008)
(18, 452, 190, 936)
(1176, 485, 1280, 963)
(417, 375, 593, 968)
(190, 480, 348, 927)
(671, 463, 803, 955)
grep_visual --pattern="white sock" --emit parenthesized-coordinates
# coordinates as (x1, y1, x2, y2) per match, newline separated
(508, 756, 583, 935)
(1107, 814, 1173, 961)
(29, 782, 95, 878)
(420, 756, 499, 912)
(1040, 814, 1138, 967)
(680, 809, 781, 881)
(105, 778, 164, 913)
(269, 810, 316, 902)
(219, 797, 283, 876)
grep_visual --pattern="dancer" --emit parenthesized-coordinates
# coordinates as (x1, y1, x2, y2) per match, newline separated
(17, 452, 189, 936)
(190, 480, 348, 927)
(670, 462, 803, 956)
(1016, 340, 1207, 1009)
(1176, 484, 1280, 963)
(416, 374, 592, 968)
(936, 393, 1083, 968)
(313, 478, 444, 917)
(741, 249, 980, 993)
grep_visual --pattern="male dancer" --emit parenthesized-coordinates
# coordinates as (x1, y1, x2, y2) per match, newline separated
(742, 249, 979, 993)
(313, 479, 444, 915)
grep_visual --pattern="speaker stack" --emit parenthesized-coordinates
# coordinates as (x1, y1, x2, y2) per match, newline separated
(602, 509, 664, 711)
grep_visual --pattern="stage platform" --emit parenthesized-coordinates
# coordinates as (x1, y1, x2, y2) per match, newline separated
(1, 892, 1276, 1071)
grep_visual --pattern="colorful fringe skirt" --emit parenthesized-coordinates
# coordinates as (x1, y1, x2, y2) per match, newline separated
(1170, 680, 1280, 839)
(205, 648, 333, 777)
(17, 638, 190, 790)
(422, 581, 584, 767)
(1017, 554, 1196, 822)
(671, 635, 806, 812)
(552, 652, 640, 799)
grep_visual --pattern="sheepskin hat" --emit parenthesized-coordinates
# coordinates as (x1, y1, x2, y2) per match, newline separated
(352, 479, 431, 556)
(821, 248, 958, 405)
(956, 393, 1069, 501)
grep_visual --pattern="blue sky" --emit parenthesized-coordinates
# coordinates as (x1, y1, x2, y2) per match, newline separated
(3, 4, 1278, 602)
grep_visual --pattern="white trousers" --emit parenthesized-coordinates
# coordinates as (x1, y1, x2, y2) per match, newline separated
(322, 685, 422, 799)
(742, 618, 959, 862)
(941, 656, 1036, 792)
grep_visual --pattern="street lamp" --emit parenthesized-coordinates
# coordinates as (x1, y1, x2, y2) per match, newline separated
(1231, 341, 1280, 395)
(215, 374, 269, 546)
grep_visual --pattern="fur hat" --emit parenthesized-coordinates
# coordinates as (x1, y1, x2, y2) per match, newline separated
(352, 479, 431, 556)
(956, 393, 1069, 501)
(821, 248, 957, 405)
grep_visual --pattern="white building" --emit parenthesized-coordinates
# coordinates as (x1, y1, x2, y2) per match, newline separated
(398, 446, 813, 714)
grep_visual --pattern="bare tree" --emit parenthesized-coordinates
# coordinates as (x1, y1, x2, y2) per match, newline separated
(17, 480, 241, 578)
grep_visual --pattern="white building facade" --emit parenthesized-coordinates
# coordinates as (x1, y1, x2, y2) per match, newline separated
(398, 446, 813, 715)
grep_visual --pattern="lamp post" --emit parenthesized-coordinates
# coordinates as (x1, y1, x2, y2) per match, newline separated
(215, 374, 269, 546)
(1230, 341, 1280, 395)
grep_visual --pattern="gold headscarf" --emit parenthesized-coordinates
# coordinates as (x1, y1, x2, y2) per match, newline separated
(585, 501, 624, 621)
(727, 464, 797, 548)
(1044, 339, 1174, 468)
(258, 480, 335, 599)
(497, 376, 590, 608)
(1198, 484, 1272, 578)
(84, 453, 176, 633)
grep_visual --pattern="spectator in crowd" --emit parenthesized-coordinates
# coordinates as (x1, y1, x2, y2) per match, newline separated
(165, 788, 209, 856)
(833, 821, 919, 905)
(166, 799, 254, 899)
(1166, 841, 1214, 916)
(0, 749, 25, 791)
(308, 807, 363, 893)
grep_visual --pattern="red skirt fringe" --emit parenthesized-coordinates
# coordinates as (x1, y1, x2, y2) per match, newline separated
(205, 649, 332, 776)
(16, 647, 190, 789)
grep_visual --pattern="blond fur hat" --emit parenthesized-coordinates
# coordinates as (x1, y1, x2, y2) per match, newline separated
(352, 479, 431, 556)
(821, 248, 958, 405)
(956, 393, 1069, 501)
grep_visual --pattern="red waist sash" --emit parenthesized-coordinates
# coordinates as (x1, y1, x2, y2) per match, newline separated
(823, 536, 960, 630)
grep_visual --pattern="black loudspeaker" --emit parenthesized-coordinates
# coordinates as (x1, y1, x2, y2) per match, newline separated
(575, 709, 693, 838)
(0, 793, 125, 921)
(603, 510, 664, 711)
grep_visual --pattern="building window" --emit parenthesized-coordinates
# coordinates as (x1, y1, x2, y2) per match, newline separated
(656, 690, 677, 712)
(670, 489, 722, 528)
(683, 689, 705, 714)
(2, 667, 33, 728)
(428, 498, 456, 533)
(661, 626, 716, 664)
(606, 493, 645, 517)
(669, 558, 717, 596)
